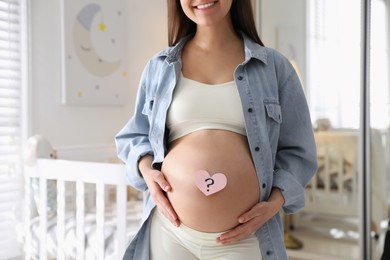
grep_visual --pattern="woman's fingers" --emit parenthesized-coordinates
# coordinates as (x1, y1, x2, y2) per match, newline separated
(157, 195, 179, 226)
(217, 202, 270, 244)
(217, 221, 255, 244)
(238, 203, 265, 223)
(153, 170, 172, 192)
(146, 170, 179, 226)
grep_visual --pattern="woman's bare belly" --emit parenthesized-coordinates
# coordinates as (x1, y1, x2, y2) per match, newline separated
(161, 130, 260, 232)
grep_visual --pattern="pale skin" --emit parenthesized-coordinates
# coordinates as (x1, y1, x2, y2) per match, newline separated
(139, 0, 285, 244)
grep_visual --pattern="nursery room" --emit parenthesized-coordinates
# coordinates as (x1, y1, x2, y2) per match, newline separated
(1, 0, 390, 259)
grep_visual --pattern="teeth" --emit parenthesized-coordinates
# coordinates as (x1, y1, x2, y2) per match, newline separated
(197, 2, 215, 9)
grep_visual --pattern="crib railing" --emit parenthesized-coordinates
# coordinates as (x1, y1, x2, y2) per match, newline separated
(24, 159, 130, 260)
(301, 130, 388, 238)
(305, 143, 358, 216)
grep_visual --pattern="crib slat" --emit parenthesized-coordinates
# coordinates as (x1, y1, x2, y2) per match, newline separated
(324, 147, 331, 203)
(24, 175, 32, 260)
(352, 163, 357, 202)
(116, 185, 127, 258)
(57, 180, 66, 260)
(311, 166, 318, 204)
(39, 178, 48, 260)
(96, 183, 105, 260)
(76, 181, 85, 260)
(338, 157, 343, 200)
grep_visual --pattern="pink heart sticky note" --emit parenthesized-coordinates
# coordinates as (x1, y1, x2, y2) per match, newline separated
(195, 170, 227, 196)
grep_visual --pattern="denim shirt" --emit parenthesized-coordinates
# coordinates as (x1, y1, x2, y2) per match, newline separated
(116, 33, 317, 260)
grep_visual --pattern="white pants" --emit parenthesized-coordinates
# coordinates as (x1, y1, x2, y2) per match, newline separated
(150, 209, 262, 260)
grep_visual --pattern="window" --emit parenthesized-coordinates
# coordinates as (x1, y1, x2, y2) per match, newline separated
(307, 0, 362, 129)
(308, 0, 390, 130)
(0, 0, 27, 258)
(370, 0, 390, 129)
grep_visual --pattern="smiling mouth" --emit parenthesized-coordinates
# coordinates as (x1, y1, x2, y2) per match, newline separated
(195, 1, 217, 10)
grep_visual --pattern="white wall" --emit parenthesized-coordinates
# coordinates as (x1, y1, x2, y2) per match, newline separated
(30, 1, 167, 150)
(259, 0, 307, 88)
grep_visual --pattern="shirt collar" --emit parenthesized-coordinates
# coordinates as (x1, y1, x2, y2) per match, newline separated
(158, 32, 268, 65)
(241, 33, 268, 65)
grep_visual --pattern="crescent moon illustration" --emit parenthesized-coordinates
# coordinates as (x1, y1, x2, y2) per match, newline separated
(73, 3, 122, 77)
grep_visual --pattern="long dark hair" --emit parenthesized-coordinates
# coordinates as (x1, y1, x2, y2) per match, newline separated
(167, 0, 264, 47)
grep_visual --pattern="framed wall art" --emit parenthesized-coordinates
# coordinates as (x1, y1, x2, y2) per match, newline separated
(61, 0, 129, 106)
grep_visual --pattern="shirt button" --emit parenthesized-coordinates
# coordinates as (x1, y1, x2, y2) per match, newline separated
(248, 108, 253, 113)
(266, 250, 272, 255)
(255, 147, 260, 152)
(237, 75, 243, 80)
(262, 183, 266, 189)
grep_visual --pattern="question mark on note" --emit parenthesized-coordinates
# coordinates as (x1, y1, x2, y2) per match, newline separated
(205, 178, 215, 192)
(195, 170, 227, 196)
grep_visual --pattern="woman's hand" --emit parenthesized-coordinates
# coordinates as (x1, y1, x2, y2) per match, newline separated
(216, 188, 285, 244)
(139, 155, 180, 227)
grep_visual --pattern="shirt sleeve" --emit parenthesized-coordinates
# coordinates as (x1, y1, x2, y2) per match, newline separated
(115, 63, 153, 192)
(272, 54, 318, 214)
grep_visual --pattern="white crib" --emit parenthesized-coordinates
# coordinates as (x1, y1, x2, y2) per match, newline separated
(303, 130, 388, 234)
(22, 136, 143, 260)
(305, 131, 359, 217)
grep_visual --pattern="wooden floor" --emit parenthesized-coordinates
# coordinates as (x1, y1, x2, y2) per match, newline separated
(286, 213, 386, 260)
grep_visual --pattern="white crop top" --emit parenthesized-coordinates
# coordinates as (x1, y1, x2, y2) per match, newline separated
(166, 75, 246, 142)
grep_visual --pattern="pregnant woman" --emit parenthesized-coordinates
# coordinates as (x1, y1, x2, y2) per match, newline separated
(116, 0, 317, 259)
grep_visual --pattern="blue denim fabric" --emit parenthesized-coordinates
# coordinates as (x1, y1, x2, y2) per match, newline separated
(116, 33, 318, 260)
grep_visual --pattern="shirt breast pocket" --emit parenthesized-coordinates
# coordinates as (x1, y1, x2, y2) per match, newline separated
(264, 100, 282, 155)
